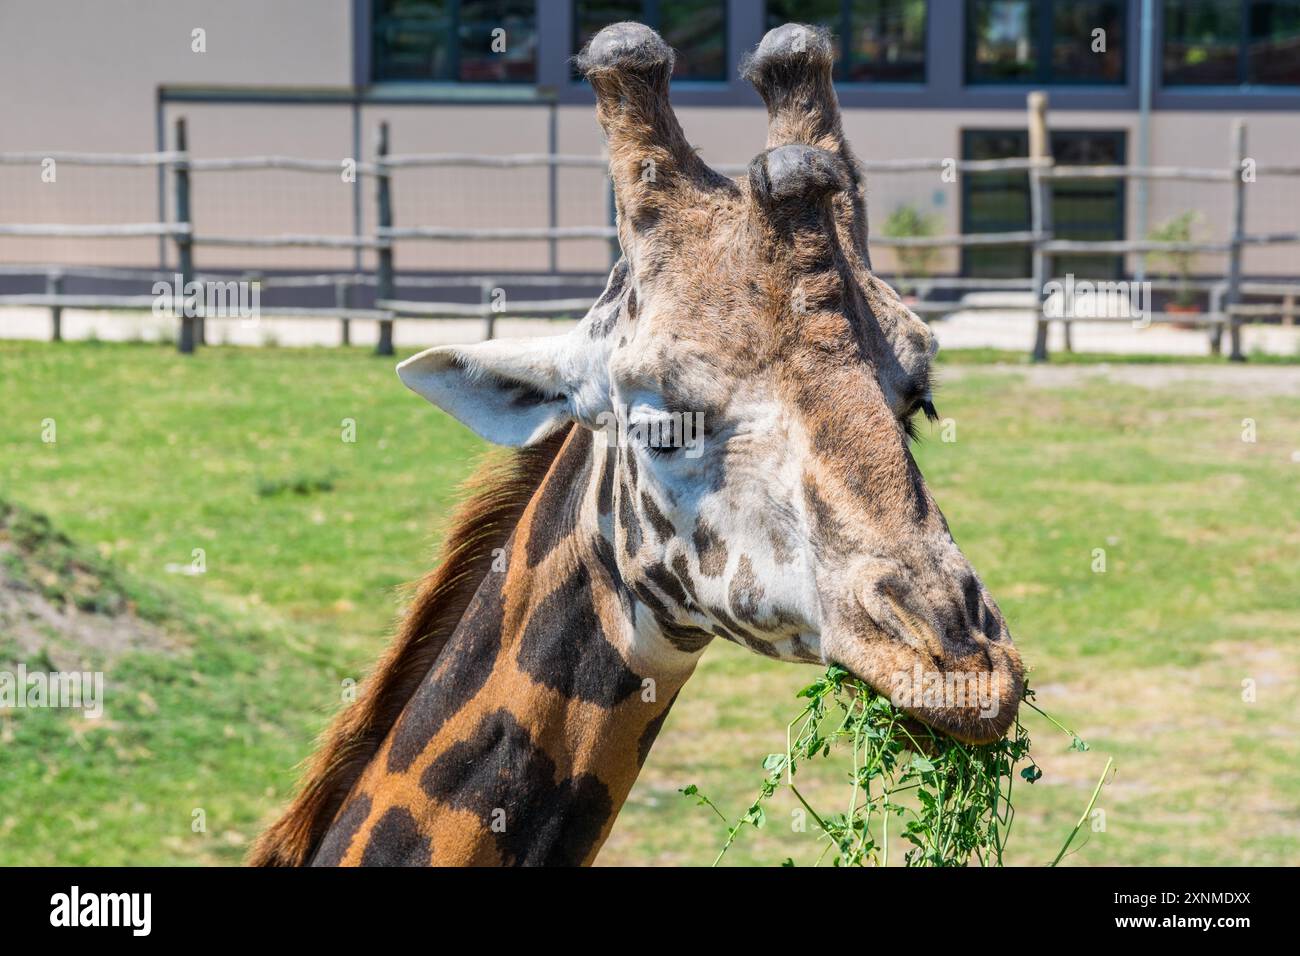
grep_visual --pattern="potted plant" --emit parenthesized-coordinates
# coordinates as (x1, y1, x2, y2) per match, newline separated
(1145, 211, 1203, 327)
(881, 204, 941, 304)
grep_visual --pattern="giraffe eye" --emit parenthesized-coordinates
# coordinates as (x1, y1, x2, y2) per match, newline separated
(627, 409, 705, 459)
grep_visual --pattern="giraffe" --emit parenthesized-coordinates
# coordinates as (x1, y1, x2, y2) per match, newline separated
(250, 21, 1025, 867)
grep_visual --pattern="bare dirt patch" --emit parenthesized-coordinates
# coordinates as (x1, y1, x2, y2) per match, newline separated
(0, 502, 177, 670)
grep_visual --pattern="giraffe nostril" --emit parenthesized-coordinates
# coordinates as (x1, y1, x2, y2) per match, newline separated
(981, 598, 1008, 641)
(961, 574, 981, 626)
(865, 582, 944, 663)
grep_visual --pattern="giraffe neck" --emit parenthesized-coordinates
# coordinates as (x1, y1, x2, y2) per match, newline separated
(312, 428, 696, 866)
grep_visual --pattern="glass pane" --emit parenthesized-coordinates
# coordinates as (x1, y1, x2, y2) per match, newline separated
(576, 1, 726, 80)
(1163, 0, 1242, 85)
(574, 0, 641, 62)
(1249, 0, 1300, 84)
(963, 131, 1032, 277)
(766, 0, 844, 75)
(848, 0, 927, 82)
(459, 0, 537, 81)
(373, 0, 456, 81)
(1051, 0, 1125, 83)
(969, 0, 1038, 81)
(766, 0, 842, 31)
(1050, 132, 1125, 279)
(661, 0, 728, 79)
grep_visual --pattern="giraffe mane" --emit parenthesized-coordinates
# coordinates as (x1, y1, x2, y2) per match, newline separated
(247, 425, 574, 866)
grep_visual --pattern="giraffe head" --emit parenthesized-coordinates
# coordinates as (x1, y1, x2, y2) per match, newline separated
(398, 22, 1024, 744)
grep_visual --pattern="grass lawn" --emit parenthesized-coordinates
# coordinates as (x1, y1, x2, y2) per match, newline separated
(1, 339, 1296, 866)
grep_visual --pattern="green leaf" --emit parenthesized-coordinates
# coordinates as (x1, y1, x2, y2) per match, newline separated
(762, 753, 787, 773)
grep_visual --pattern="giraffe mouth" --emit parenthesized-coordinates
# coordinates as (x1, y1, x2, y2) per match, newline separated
(827, 640, 1025, 746)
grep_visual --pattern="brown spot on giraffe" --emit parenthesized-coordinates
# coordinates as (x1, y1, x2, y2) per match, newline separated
(250, 20, 1024, 868)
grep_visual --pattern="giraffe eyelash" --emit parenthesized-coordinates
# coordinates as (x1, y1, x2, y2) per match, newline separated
(902, 395, 939, 441)
(641, 440, 678, 458)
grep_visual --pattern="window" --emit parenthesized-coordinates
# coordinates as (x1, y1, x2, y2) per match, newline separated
(966, 0, 1126, 84)
(574, 1, 727, 81)
(765, 0, 928, 83)
(372, 0, 537, 83)
(962, 129, 1127, 279)
(1164, 0, 1300, 86)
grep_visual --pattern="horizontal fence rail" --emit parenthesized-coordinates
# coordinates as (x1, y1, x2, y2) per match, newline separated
(378, 225, 616, 242)
(1039, 164, 1233, 182)
(0, 222, 189, 238)
(0, 150, 183, 166)
(181, 156, 383, 175)
(1, 92, 1298, 359)
(381, 152, 608, 169)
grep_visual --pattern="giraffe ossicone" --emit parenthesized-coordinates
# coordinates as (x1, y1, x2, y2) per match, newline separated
(251, 20, 1025, 868)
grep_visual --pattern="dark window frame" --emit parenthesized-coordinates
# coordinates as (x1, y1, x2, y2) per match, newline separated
(964, 0, 1129, 86)
(371, 0, 539, 84)
(571, 1, 730, 83)
(959, 128, 1128, 279)
(1162, 0, 1300, 88)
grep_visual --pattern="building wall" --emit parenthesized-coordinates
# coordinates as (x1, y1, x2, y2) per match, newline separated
(2, 1, 1295, 279)
(0, 0, 352, 268)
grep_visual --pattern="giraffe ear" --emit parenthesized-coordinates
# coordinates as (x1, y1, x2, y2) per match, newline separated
(398, 260, 627, 446)
(397, 333, 610, 447)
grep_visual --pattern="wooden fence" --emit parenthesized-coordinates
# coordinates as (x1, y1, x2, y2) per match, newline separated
(1, 92, 1297, 360)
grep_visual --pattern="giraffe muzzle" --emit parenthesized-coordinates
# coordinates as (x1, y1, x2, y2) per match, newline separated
(822, 577, 1026, 745)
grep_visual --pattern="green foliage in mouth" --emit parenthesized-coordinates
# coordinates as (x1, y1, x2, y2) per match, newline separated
(682, 666, 1110, 867)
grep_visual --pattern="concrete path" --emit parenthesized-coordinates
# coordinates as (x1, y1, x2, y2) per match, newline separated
(3, 304, 1299, 358)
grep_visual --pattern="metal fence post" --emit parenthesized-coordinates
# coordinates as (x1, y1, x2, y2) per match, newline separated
(548, 102, 559, 273)
(375, 121, 395, 357)
(482, 279, 496, 340)
(605, 166, 619, 267)
(1226, 118, 1247, 362)
(336, 277, 352, 346)
(1028, 91, 1052, 362)
(174, 118, 197, 354)
(47, 270, 63, 342)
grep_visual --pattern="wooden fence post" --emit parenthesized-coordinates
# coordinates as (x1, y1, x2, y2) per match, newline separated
(335, 278, 351, 346)
(1028, 91, 1052, 363)
(375, 121, 395, 357)
(174, 117, 197, 354)
(47, 270, 63, 342)
(1209, 282, 1225, 355)
(1226, 118, 1247, 362)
